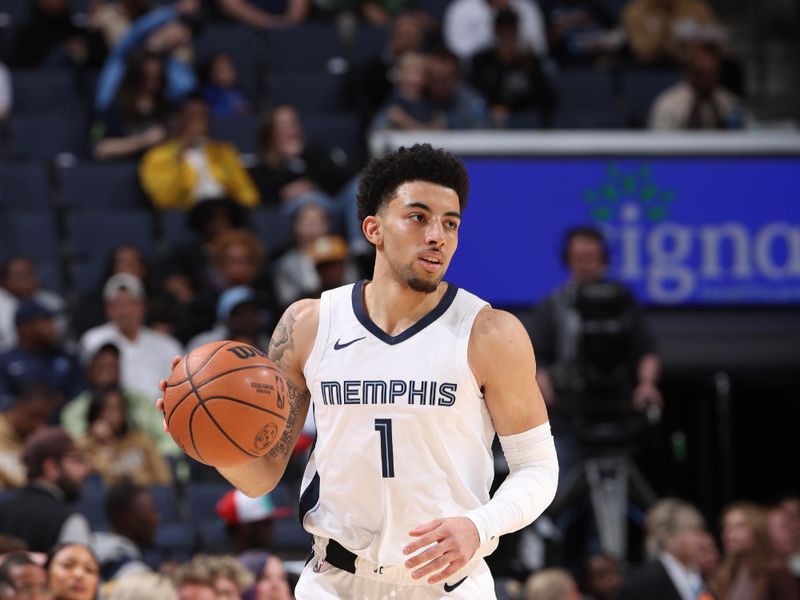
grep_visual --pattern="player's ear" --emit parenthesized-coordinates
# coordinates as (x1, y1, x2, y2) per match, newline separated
(362, 215, 382, 246)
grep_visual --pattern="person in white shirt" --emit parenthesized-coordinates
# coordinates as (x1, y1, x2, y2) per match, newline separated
(444, 0, 548, 61)
(79, 273, 183, 402)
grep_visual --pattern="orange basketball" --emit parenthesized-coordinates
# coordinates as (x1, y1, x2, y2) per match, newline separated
(162, 341, 289, 467)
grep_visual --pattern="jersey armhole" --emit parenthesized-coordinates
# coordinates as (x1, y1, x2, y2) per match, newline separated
(460, 303, 489, 400)
(302, 290, 334, 384)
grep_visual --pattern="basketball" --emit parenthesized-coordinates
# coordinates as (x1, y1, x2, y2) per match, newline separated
(162, 341, 289, 467)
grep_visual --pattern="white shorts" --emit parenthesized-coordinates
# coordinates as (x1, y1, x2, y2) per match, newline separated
(295, 554, 497, 600)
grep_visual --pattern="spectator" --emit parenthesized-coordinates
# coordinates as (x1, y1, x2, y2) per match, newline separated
(778, 496, 800, 578)
(696, 531, 721, 585)
(108, 571, 178, 600)
(172, 559, 218, 600)
(89, 0, 152, 48)
(649, 36, 747, 130)
(201, 52, 252, 118)
(372, 51, 443, 130)
(711, 501, 799, 600)
(78, 385, 172, 486)
(61, 343, 177, 457)
(79, 273, 183, 402)
(250, 105, 354, 208)
(198, 555, 254, 600)
(0, 427, 92, 552)
(0, 384, 57, 490)
(0, 256, 66, 353)
(46, 543, 100, 600)
(444, 0, 548, 61)
(140, 93, 260, 211)
(544, 0, 620, 65)
(239, 551, 294, 600)
(770, 504, 800, 580)
(310, 235, 358, 295)
(0, 61, 10, 123)
(618, 498, 706, 600)
(92, 51, 172, 161)
(0, 301, 83, 414)
(188, 286, 272, 351)
(207, 0, 310, 28)
(623, 0, 716, 66)
(92, 481, 159, 581)
(581, 553, 622, 600)
(426, 48, 488, 128)
(524, 568, 583, 600)
(11, 0, 105, 68)
(471, 9, 555, 125)
(215, 489, 291, 555)
(0, 551, 48, 600)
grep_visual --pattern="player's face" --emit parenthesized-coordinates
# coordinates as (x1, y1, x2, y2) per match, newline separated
(371, 181, 461, 293)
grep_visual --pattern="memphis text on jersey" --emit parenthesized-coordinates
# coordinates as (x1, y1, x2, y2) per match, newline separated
(320, 380, 458, 407)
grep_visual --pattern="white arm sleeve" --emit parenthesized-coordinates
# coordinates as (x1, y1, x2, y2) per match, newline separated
(465, 421, 559, 545)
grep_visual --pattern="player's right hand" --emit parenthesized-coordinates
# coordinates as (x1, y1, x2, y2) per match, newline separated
(156, 355, 183, 432)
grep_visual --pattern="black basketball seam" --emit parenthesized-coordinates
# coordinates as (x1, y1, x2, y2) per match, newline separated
(188, 401, 206, 463)
(165, 387, 195, 427)
(167, 341, 234, 387)
(200, 401, 260, 459)
(200, 395, 287, 421)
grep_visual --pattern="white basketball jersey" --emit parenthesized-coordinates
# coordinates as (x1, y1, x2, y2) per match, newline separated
(299, 280, 497, 567)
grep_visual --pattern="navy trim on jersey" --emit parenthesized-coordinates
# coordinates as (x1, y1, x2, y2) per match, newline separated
(299, 471, 320, 525)
(351, 279, 459, 345)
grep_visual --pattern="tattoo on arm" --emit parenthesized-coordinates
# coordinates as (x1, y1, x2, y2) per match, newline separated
(268, 308, 294, 365)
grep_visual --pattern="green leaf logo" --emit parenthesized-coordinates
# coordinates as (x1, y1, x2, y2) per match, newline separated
(583, 164, 675, 222)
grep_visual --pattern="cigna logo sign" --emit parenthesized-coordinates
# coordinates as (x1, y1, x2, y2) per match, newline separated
(584, 164, 800, 303)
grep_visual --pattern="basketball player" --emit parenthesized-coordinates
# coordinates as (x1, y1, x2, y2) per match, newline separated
(158, 144, 559, 598)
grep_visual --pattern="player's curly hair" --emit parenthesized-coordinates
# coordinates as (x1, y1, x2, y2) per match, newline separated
(356, 144, 469, 222)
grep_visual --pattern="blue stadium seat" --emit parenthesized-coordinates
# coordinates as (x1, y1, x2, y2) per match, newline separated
(149, 484, 181, 524)
(303, 113, 365, 166)
(622, 69, 682, 128)
(10, 116, 88, 160)
(187, 481, 233, 523)
(250, 207, 293, 254)
(273, 517, 312, 553)
(36, 259, 64, 293)
(418, 0, 451, 24)
(211, 114, 259, 155)
(0, 162, 51, 211)
(266, 25, 344, 72)
(71, 258, 105, 295)
(2, 212, 59, 261)
(59, 162, 148, 210)
(158, 211, 200, 248)
(552, 69, 617, 112)
(12, 70, 82, 115)
(352, 26, 389, 63)
(267, 72, 348, 114)
(504, 111, 545, 129)
(194, 25, 263, 74)
(72, 477, 108, 531)
(67, 211, 155, 263)
(551, 108, 626, 129)
(198, 520, 230, 553)
(0, 0, 29, 23)
(153, 522, 195, 562)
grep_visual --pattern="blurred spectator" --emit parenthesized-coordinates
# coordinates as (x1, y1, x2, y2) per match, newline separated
(94, 0, 199, 114)
(250, 105, 354, 208)
(198, 555, 254, 600)
(544, 0, 620, 65)
(471, 9, 555, 125)
(349, 13, 426, 120)
(0, 301, 83, 414)
(188, 286, 271, 351)
(46, 543, 100, 600)
(11, 0, 105, 68)
(696, 531, 721, 584)
(372, 51, 443, 130)
(89, 0, 152, 48)
(711, 501, 799, 600)
(0, 384, 57, 490)
(0, 427, 92, 552)
(78, 385, 172, 486)
(524, 567, 582, 600)
(239, 551, 294, 600)
(208, 0, 310, 28)
(649, 37, 748, 130)
(779, 496, 800, 578)
(93, 51, 172, 161)
(444, 0, 548, 61)
(581, 553, 622, 600)
(0, 552, 48, 600)
(92, 481, 158, 581)
(108, 571, 179, 600)
(79, 274, 183, 402)
(622, 0, 716, 66)
(0, 256, 66, 353)
(0, 62, 10, 123)
(215, 489, 291, 554)
(172, 558, 218, 600)
(72, 244, 151, 340)
(0, 535, 27, 554)
(201, 52, 252, 118)
(770, 504, 800, 580)
(140, 94, 260, 210)
(426, 48, 488, 128)
(61, 342, 177, 458)
(618, 498, 706, 600)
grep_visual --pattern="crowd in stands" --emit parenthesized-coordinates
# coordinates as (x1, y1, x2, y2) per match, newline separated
(0, 0, 794, 597)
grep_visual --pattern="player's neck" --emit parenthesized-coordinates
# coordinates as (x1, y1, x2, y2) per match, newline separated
(363, 272, 447, 337)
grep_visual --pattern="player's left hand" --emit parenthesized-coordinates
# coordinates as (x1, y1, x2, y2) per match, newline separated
(403, 517, 480, 584)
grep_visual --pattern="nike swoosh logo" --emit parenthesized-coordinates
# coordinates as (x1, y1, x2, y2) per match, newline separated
(333, 336, 366, 350)
(443, 576, 467, 593)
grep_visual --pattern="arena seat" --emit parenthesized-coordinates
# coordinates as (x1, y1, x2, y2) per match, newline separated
(211, 114, 259, 155)
(194, 24, 263, 75)
(3, 211, 59, 261)
(59, 162, 148, 210)
(153, 522, 195, 562)
(266, 25, 344, 72)
(158, 211, 200, 247)
(551, 108, 627, 129)
(187, 481, 233, 523)
(149, 484, 181, 524)
(0, 162, 51, 211)
(12, 70, 82, 116)
(267, 71, 348, 114)
(352, 25, 389, 63)
(552, 69, 617, 112)
(71, 476, 108, 531)
(66, 211, 155, 262)
(250, 207, 294, 255)
(303, 113, 365, 166)
(622, 69, 682, 128)
(10, 115, 88, 160)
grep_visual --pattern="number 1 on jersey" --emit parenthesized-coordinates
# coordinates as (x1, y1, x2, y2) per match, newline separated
(374, 419, 395, 478)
